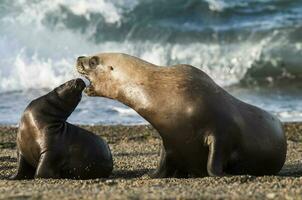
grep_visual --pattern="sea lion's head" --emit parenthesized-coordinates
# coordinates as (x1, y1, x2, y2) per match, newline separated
(52, 78, 86, 115)
(28, 78, 86, 123)
(76, 53, 130, 99)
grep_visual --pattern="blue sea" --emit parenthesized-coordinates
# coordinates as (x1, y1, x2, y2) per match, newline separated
(0, 0, 302, 125)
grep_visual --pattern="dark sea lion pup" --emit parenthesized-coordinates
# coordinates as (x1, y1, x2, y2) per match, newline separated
(11, 79, 113, 180)
(76, 53, 287, 178)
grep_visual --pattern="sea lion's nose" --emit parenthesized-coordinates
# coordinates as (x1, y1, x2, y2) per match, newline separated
(77, 56, 86, 69)
(75, 78, 86, 89)
(77, 56, 85, 61)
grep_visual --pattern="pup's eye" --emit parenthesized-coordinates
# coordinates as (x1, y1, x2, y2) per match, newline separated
(109, 66, 114, 71)
(89, 57, 99, 68)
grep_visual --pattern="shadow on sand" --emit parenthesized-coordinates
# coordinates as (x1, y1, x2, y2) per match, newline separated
(1, 157, 302, 180)
(279, 163, 302, 177)
(111, 169, 151, 179)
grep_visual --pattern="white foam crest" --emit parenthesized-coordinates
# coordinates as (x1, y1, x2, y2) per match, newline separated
(0, 52, 75, 91)
(169, 41, 265, 86)
(0, 0, 278, 92)
(67, 0, 139, 23)
(111, 107, 138, 116)
(205, 0, 248, 12)
(0, 38, 270, 91)
(4, 0, 138, 25)
(277, 111, 302, 122)
(140, 44, 171, 66)
(0, 24, 97, 91)
(120, 40, 267, 87)
(0, 3, 113, 92)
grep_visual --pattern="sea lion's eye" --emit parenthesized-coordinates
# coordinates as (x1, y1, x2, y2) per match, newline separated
(109, 66, 114, 71)
(89, 57, 99, 68)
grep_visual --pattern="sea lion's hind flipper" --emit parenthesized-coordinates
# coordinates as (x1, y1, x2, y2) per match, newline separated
(10, 152, 35, 180)
(35, 152, 60, 179)
(206, 135, 229, 177)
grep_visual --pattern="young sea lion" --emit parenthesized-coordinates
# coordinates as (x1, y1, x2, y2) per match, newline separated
(76, 53, 286, 178)
(11, 79, 113, 179)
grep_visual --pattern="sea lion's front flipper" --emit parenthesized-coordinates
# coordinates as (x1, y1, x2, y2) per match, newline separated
(35, 152, 60, 179)
(149, 146, 179, 178)
(10, 152, 35, 180)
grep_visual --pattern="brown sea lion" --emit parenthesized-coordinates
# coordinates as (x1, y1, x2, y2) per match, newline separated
(11, 79, 113, 180)
(76, 53, 286, 178)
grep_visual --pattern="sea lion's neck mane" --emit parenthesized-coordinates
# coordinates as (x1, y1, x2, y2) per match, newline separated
(99, 54, 192, 127)
(114, 65, 187, 125)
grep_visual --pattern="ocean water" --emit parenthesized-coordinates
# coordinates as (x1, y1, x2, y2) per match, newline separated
(0, 0, 301, 125)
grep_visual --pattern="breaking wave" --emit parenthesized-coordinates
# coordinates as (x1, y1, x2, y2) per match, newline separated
(1, 0, 302, 92)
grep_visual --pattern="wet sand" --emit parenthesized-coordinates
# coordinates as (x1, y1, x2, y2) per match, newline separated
(0, 123, 301, 199)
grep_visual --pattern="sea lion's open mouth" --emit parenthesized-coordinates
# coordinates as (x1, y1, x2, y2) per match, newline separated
(76, 64, 90, 85)
(77, 70, 89, 85)
(76, 64, 87, 76)
(77, 66, 97, 96)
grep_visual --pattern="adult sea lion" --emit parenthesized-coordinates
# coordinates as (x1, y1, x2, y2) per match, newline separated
(76, 53, 286, 178)
(11, 79, 113, 179)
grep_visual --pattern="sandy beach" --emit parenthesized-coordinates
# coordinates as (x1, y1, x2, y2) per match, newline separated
(0, 123, 301, 199)
(1, 0, 302, 199)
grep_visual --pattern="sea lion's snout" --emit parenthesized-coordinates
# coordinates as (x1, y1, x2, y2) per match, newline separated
(74, 78, 86, 91)
(77, 56, 86, 67)
(75, 56, 98, 96)
(76, 56, 89, 74)
(55, 79, 85, 97)
(51, 79, 85, 114)
(77, 56, 85, 60)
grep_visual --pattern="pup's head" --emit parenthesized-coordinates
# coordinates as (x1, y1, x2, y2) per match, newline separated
(53, 78, 86, 114)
